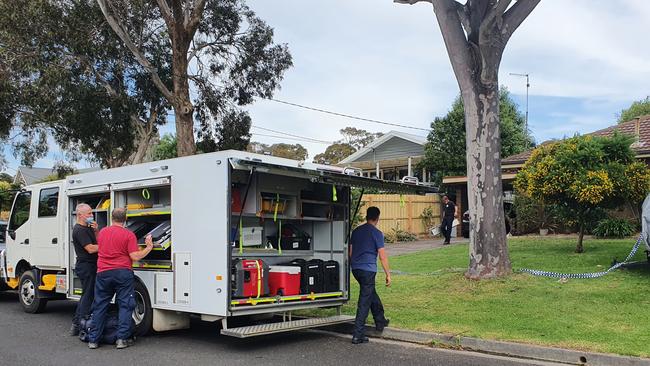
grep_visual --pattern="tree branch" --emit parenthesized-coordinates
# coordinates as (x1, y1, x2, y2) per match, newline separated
(454, 1, 472, 35)
(430, 0, 474, 91)
(502, 0, 540, 41)
(155, 0, 174, 31)
(185, 0, 207, 35)
(96, 0, 174, 102)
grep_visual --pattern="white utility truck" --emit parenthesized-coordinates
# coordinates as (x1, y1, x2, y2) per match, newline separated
(0, 150, 434, 337)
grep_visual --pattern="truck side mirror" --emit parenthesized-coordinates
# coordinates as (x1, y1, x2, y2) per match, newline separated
(8, 230, 15, 241)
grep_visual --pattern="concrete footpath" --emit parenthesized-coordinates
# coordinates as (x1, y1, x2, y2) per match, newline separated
(326, 319, 650, 366)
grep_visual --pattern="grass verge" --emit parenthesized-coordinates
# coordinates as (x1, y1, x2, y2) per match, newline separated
(306, 237, 650, 357)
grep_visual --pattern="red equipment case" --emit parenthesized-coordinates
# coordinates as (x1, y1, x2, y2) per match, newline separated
(231, 259, 270, 298)
(268, 266, 301, 296)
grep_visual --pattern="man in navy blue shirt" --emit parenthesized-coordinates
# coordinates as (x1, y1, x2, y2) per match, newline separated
(349, 206, 391, 344)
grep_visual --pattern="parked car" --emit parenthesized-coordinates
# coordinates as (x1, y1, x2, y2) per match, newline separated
(461, 211, 511, 238)
(0, 219, 6, 250)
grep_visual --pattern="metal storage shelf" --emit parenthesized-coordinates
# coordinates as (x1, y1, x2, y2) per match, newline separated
(138, 241, 171, 251)
(231, 248, 313, 257)
(230, 291, 344, 307)
(132, 259, 172, 270)
(127, 206, 172, 217)
(300, 199, 345, 206)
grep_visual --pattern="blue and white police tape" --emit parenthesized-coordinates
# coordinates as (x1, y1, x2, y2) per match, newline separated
(518, 235, 645, 279)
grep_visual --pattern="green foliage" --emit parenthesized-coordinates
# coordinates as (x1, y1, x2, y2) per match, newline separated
(515, 133, 650, 251)
(338, 127, 382, 150)
(618, 96, 650, 123)
(592, 218, 635, 238)
(0, 173, 13, 183)
(419, 206, 437, 232)
(248, 142, 308, 160)
(384, 227, 417, 243)
(349, 188, 366, 229)
(152, 134, 178, 161)
(423, 88, 534, 184)
(0, 181, 17, 212)
(313, 127, 381, 164)
(0, 0, 169, 167)
(313, 143, 356, 164)
(511, 195, 558, 234)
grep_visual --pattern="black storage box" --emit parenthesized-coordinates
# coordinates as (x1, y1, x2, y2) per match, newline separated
(268, 224, 311, 251)
(322, 260, 340, 292)
(286, 258, 324, 294)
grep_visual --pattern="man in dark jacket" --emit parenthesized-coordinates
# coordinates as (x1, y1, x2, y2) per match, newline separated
(70, 203, 99, 336)
(441, 195, 458, 245)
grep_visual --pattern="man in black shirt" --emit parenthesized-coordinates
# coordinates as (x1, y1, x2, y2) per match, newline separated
(441, 195, 458, 245)
(70, 203, 99, 336)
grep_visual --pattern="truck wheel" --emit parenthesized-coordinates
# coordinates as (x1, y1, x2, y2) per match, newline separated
(19, 270, 47, 313)
(133, 280, 152, 336)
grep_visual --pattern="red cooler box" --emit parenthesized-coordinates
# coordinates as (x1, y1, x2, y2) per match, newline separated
(268, 266, 301, 296)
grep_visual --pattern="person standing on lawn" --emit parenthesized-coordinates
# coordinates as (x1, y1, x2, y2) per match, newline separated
(87, 207, 153, 349)
(441, 195, 458, 245)
(348, 206, 391, 344)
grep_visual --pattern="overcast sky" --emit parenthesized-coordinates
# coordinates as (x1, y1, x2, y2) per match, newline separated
(5, 0, 650, 172)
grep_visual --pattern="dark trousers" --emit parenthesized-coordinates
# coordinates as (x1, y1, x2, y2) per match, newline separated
(72, 261, 96, 327)
(352, 269, 386, 338)
(89, 269, 136, 343)
(441, 217, 454, 243)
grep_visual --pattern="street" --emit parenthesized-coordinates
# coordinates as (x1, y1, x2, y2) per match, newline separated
(0, 292, 564, 366)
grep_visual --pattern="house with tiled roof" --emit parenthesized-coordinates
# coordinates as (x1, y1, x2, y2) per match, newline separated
(441, 114, 650, 235)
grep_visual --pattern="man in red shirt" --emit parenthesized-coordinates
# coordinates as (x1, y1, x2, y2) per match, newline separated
(87, 208, 153, 349)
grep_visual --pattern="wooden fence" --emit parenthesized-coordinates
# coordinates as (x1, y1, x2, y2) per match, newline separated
(362, 194, 441, 237)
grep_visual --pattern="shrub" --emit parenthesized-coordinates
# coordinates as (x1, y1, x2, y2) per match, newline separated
(592, 218, 635, 238)
(384, 228, 417, 243)
(419, 206, 436, 234)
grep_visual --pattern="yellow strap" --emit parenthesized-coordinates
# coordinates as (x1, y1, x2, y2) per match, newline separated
(400, 194, 405, 207)
(277, 220, 282, 255)
(274, 193, 280, 222)
(255, 260, 262, 299)
(238, 219, 243, 254)
(332, 185, 338, 202)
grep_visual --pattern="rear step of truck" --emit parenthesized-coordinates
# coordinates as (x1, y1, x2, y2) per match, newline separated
(221, 315, 354, 338)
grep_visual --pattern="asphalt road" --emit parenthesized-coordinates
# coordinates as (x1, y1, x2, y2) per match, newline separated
(0, 292, 563, 366)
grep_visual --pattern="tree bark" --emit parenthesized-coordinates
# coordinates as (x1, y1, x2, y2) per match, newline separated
(463, 83, 511, 279)
(394, 0, 539, 279)
(576, 221, 585, 253)
(169, 0, 197, 157)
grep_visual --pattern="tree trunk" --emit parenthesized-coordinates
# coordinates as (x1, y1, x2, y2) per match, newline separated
(576, 221, 585, 253)
(464, 83, 511, 279)
(171, 38, 196, 157)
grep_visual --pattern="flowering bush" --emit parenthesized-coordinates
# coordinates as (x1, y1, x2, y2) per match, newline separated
(514, 132, 650, 252)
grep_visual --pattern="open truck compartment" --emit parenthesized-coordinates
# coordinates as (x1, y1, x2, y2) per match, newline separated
(228, 166, 350, 313)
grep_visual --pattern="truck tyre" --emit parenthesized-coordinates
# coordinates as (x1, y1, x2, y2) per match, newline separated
(133, 280, 153, 336)
(19, 270, 47, 313)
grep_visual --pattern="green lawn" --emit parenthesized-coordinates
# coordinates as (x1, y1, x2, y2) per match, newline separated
(315, 237, 650, 357)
